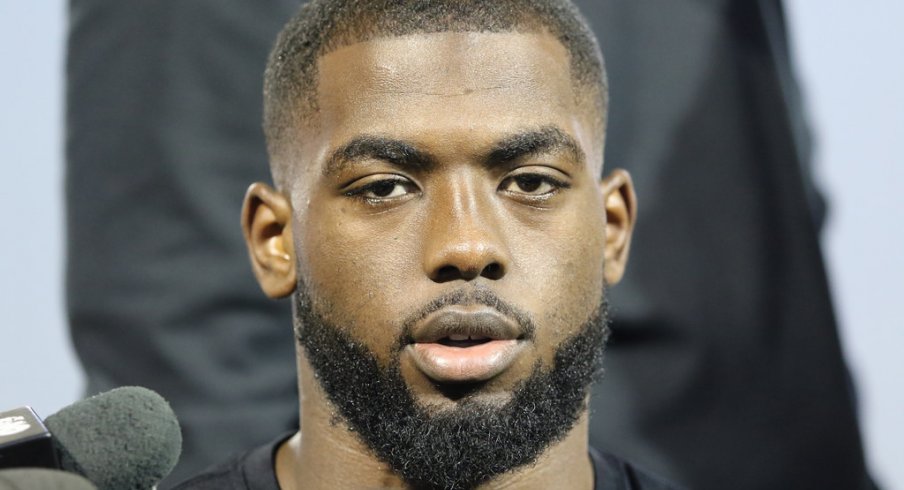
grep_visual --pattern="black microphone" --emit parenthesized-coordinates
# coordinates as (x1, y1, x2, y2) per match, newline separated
(0, 468, 97, 489)
(0, 387, 182, 489)
(0, 407, 56, 470)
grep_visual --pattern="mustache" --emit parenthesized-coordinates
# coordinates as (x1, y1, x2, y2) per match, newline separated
(399, 286, 537, 344)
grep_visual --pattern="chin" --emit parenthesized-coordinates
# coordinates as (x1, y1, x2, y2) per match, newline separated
(415, 384, 516, 413)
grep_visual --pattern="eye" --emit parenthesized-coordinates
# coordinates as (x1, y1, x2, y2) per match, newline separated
(344, 176, 419, 203)
(501, 175, 555, 195)
(361, 180, 409, 198)
(499, 173, 569, 197)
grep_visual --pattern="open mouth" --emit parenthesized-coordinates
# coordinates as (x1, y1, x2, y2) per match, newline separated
(436, 334, 494, 348)
(407, 307, 527, 383)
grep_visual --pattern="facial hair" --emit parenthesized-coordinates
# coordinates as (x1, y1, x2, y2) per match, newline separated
(294, 285, 609, 490)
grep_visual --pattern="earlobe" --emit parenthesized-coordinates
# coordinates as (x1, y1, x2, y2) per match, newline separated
(241, 182, 297, 298)
(599, 169, 637, 285)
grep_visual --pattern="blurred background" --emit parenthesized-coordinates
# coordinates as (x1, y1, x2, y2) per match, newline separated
(0, 1, 900, 488)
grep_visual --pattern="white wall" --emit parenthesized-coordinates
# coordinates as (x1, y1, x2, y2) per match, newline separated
(786, 1, 904, 488)
(0, 1, 900, 488)
(0, 3, 81, 416)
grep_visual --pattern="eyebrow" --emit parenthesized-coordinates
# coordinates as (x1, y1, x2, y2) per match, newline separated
(486, 126, 585, 169)
(324, 136, 436, 175)
(323, 125, 585, 176)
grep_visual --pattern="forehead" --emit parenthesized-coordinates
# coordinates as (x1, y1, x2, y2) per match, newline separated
(310, 31, 594, 158)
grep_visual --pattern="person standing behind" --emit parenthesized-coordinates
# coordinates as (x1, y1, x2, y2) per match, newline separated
(582, 2, 874, 488)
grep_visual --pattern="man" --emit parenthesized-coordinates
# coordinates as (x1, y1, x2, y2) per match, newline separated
(174, 0, 674, 488)
(67, 0, 875, 487)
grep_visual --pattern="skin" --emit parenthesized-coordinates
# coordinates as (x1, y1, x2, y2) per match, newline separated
(243, 31, 636, 489)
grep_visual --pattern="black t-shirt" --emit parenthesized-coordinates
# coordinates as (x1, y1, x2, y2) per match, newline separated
(173, 433, 678, 490)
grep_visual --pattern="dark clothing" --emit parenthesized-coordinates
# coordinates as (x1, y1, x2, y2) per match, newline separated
(66, 0, 873, 489)
(172, 434, 676, 490)
(580, 2, 873, 489)
(66, 1, 301, 486)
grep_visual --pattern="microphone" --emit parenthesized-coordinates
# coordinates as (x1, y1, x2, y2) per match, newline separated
(0, 468, 97, 489)
(0, 387, 182, 489)
(0, 407, 56, 470)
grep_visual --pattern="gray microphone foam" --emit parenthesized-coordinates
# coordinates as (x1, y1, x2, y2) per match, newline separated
(44, 387, 182, 490)
(0, 468, 97, 490)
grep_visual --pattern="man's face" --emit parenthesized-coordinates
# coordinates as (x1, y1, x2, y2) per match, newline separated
(286, 31, 617, 407)
(245, 29, 634, 487)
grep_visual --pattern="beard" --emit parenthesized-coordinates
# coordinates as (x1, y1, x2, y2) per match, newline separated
(293, 285, 609, 490)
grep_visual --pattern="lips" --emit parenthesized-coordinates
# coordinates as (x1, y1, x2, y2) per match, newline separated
(407, 307, 527, 383)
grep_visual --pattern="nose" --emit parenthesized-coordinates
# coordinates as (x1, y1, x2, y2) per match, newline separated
(422, 178, 510, 283)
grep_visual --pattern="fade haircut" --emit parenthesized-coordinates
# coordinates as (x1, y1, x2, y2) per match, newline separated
(263, 0, 607, 184)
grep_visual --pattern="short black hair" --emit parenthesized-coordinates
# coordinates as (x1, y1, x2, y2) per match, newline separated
(263, 0, 607, 175)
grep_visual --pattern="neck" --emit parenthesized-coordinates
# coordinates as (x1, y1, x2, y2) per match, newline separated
(276, 353, 594, 490)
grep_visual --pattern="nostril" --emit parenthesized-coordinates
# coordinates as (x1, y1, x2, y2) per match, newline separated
(432, 263, 500, 283)
(426, 243, 509, 283)
(481, 262, 504, 280)
(434, 265, 462, 282)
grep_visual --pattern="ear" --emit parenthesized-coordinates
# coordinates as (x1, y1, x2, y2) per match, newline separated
(599, 169, 637, 285)
(241, 182, 297, 298)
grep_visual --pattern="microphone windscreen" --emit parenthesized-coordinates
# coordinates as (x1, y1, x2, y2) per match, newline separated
(0, 468, 97, 490)
(44, 387, 181, 490)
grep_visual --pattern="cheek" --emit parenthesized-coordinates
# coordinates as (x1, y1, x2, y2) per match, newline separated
(507, 199, 607, 355)
(295, 201, 420, 361)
